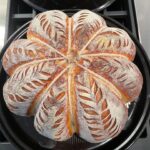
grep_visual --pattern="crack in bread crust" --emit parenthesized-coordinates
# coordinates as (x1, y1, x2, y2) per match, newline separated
(81, 53, 129, 60)
(76, 63, 122, 100)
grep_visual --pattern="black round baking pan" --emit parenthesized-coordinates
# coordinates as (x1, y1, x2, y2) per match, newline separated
(0, 13, 150, 150)
(22, 0, 116, 12)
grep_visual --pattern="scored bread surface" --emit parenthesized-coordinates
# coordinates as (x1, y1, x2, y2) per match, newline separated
(2, 10, 143, 143)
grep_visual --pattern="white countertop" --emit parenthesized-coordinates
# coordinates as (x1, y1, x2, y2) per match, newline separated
(0, 0, 7, 50)
(135, 0, 150, 58)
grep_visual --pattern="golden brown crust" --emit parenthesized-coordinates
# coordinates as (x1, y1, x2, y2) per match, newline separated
(2, 39, 61, 75)
(2, 10, 143, 143)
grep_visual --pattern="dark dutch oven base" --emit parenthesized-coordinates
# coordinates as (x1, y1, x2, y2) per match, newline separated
(0, 14, 150, 150)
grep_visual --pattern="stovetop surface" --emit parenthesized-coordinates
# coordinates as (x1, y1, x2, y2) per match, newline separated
(1, 0, 150, 149)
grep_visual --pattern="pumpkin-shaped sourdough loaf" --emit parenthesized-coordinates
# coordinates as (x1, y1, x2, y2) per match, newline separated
(2, 10, 143, 143)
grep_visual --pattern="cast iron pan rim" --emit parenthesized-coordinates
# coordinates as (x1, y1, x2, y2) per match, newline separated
(22, 0, 116, 12)
(0, 14, 150, 150)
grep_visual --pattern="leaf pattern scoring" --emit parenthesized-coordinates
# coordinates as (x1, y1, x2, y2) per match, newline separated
(2, 10, 143, 143)
(75, 71, 128, 143)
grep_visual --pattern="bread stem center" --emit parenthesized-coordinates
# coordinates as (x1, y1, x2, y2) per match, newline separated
(67, 49, 79, 64)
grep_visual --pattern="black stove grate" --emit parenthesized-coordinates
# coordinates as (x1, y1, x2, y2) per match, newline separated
(1, 0, 149, 148)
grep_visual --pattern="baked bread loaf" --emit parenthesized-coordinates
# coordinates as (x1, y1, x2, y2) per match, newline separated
(2, 10, 143, 143)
